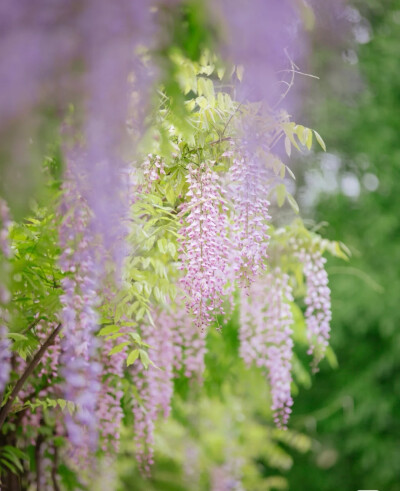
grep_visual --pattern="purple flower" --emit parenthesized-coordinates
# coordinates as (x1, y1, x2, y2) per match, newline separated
(297, 247, 332, 370)
(97, 334, 126, 454)
(59, 161, 101, 449)
(229, 147, 271, 288)
(178, 162, 230, 331)
(0, 198, 12, 394)
(131, 301, 206, 473)
(216, 0, 303, 108)
(240, 268, 294, 428)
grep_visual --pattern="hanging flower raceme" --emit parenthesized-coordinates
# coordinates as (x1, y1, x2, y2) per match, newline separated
(131, 301, 207, 473)
(59, 164, 101, 449)
(297, 247, 332, 370)
(97, 336, 125, 454)
(229, 149, 271, 288)
(131, 310, 176, 474)
(178, 162, 230, 331)
(171, 298, 207, 380)
(0, 198, 12, 393)
(239, 268, 294, 428)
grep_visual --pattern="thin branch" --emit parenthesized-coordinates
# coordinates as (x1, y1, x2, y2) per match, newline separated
(273, 48, 301, 110)
(0, 323, 62, 429)
(209, 136, 233, 146)
(51, 441, 61, 491)
(276, 68, 320, 80)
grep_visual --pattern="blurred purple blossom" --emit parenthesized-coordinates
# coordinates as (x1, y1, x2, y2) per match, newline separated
(59, 161, 101, 448)
(0, 198, 12, 394)
(132, 302, 206, 472)
(97, 334, 126, 454)
(131, 311, 176, 474)
(0, 0, 156, 257)
(240, 268, 294, 428)
(216, 0, 303, 108)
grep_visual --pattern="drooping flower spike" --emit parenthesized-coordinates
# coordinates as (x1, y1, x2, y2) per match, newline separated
(239, 268, 294, 428)
(178, 161, 230, 331)
(296, 247, 332, 371)
(59, 159, 101, 448)
(0, 198, 12, 394)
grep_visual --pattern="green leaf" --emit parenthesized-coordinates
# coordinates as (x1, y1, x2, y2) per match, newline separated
(129, 332, 142, 343)
(284, 136, 291, 157)
(275, 184, 286, 207)
(165, 186, 175, 206)
(283, 123, 301, 151)
(217, 67, 225, 80)
(134, 282, 143, 294)
(67, 401, 75, 415)
(157, 238, 167, 254)
(287, 193, 300, 214)
(153, 285, 161, 302)
(108, 342, 130, 356)
(57, 399, 66, 410)
(126, 349, 139, 367)
(168, 242, 177, 258)
(285, 165, 296, 180)
(333, 241, 350, 261)
(313, 130, 326, 151)
(1, 451, 23, 473)
(304, 127, 313, 150)
(7, 333, 28, 342)
(136, 306, 146, 322)
(131, 269, 146, 281)
(139, 349, 150, 369)
(141, 257, 151, 269)
(196, 96, 208, 110)
(325, 346, 338, 369)
(46, 398, 57, 408)
(98, 325, 120, 336)
(2, 447, 27, 461)
(295, 124, 305, 143)
(236, 65, 244, 82)
(0, 458, 18, 475)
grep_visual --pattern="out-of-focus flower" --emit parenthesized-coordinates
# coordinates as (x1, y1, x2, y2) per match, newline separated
(240, 268, 294, 428)
(0, 198, 12, 393)
(59, 159, 101, 448)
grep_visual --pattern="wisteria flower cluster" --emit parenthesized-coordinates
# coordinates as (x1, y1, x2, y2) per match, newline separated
(239, 268, 294, 428)
(59, 165, 101, 448)
(0, 198, 11, 394)
(229, 149, 271, 288)
(296, 247, 332, 370)
(179, 162, 231, 331)
(97, 336, 125, 454)
(131, 302, 207, 473)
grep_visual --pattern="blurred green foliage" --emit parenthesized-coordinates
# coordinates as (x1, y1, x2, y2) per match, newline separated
(287, 1, 400, 490)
